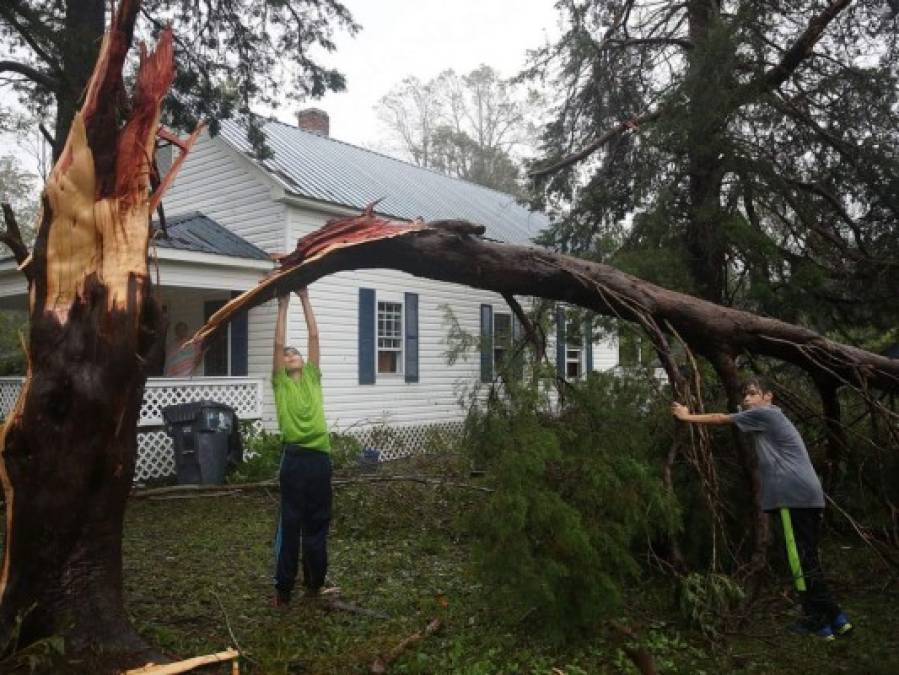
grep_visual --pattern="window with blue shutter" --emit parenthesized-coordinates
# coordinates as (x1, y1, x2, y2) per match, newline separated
(480, 304, 493, 383)
(358, 288, 375, 384)
(404, 292, 419, 383)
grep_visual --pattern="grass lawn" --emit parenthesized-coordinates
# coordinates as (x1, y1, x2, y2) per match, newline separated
(119, 454, 899, 674)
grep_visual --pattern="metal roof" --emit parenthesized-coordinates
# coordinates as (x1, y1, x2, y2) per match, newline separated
(217, 119, 550, 245)
(153, 212, 270, 260)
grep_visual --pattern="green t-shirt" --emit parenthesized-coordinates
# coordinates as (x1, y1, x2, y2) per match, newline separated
(272, 363, 330, 453)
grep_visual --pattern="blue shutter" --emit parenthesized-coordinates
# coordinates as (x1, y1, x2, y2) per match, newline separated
(584, 316, 593, 374)
(555, 305, 566, 379)
(230, 291, 248, 376)
(480, 304, 493, 383)
(404, 292, 419, 383)
(358, 288, 375, 385)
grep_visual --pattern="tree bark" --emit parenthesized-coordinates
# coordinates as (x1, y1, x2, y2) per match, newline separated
(197, 214, 899, 395)
(0, 1, 186, 667)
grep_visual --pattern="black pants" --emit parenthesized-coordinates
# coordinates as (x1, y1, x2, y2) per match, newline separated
(777, 507, 842, 629)
(274, 447, 332, 598)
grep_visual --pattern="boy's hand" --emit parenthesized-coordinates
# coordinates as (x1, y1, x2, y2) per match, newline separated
(671, 402, 690, 420)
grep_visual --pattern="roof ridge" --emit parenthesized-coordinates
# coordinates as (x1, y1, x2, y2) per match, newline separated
(255, 117, 528, 203)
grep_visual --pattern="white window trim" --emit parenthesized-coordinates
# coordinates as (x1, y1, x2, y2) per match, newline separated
(376, 297, 404, 377)
(564, 315, 583, 380)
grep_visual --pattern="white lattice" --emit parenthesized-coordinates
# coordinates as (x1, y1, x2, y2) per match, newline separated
(0, 376, 263, 482)
(0, 377, 23, 419)
(140, 377, 263, 426)
(347, 421, 464, 462)
(135, 430, 177, 482)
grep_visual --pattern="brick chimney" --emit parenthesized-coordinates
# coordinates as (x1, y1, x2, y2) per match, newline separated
(296, 108, 330, 136)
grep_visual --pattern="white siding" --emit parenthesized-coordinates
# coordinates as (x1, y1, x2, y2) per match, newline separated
(592, 334, 619, 372)
(162, 133, 287, 253)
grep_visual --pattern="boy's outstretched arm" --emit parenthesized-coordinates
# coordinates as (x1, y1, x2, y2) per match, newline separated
(671, 402, 732, 426)
(273, 294, 289, 374)
(296, 287, 320, 368)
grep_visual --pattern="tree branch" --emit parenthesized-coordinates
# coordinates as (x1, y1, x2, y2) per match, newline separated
(606, 37, 693, 50)
(528, 110, 662, 178)
(0, 203, 32, 280)
(0, 60, 59, 91)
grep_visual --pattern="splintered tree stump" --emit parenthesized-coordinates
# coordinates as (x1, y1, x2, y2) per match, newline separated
(0, 0, 197, 667)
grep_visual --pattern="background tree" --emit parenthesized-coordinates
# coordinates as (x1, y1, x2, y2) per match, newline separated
(377, 65, 535, 194)
(0, 0, 359, 161)
(525, 0, 899, 569)
(527, 0, 898, 332)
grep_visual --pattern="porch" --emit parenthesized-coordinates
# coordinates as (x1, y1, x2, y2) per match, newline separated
(0, 375, 265, 482)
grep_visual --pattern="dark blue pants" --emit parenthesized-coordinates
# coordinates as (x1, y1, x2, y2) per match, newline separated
(777, 508, 843, 629)
(273, 447, 332, 598)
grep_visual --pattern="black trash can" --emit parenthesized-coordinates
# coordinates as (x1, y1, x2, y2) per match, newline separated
(162, 401, 240, 485)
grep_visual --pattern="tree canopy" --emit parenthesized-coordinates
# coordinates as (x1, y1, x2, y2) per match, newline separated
(527, 0, 899, 341)
(0, 0, 359, 159)
(376, 65, 535, 194)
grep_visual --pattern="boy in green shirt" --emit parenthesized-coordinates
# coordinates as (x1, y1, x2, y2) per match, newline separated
(271, 288, 334, 606)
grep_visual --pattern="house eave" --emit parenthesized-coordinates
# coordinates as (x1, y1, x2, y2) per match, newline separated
(270, 186, 410, 222)
(154, 247, 274, 270)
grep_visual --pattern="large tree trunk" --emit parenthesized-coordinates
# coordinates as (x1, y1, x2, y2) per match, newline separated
(0, 1, 184, 667)
(198, 214, 899, 395)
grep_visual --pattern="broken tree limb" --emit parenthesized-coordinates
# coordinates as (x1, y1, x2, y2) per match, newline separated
(0, 202, 32, 275)
(129, 475, 494, 499)
(195, 211, 899, 395)
(369, 618, 442, 674)
(123, 648, 240, 674)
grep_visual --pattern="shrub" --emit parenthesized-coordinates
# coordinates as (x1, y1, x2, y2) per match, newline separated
(466, 371, 681, 640)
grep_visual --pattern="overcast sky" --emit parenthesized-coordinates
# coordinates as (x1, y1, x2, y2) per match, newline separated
(298, 0, 562, 151)
(2, 0, 563, 178)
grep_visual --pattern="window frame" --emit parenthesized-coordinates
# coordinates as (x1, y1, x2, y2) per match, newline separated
(492, 311, 512, 373)
(376, 298, 404, 376)
(564, 315, 583, 380)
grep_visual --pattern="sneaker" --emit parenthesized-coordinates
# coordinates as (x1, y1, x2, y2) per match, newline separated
(271, 592, 291, 609)
(832, 613, 853, 637)
(789, 621, 836, 641)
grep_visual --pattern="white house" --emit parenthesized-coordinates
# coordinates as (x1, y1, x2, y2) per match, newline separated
(0, 109, 621, 479)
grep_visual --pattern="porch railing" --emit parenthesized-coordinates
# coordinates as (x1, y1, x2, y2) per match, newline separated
(0, 376, 264, 482)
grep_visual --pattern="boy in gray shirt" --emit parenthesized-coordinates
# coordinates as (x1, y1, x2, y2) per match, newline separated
(671, 376, 852, 640)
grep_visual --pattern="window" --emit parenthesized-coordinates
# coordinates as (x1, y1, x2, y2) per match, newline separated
(618, 326, 660, 368)
(493, 312, 512, 371)
(565, 318, 582, 379)
(377, 301, 403, 374)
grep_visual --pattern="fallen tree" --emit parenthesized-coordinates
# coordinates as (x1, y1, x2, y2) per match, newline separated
(198, 210, 899, 396)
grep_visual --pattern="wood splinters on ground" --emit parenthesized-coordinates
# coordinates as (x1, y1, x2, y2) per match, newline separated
(369, 617, 442, 674)
(122, 648, 240, 674)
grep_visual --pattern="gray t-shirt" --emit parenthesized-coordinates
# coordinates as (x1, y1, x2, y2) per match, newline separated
(730, 405, 824, 511)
